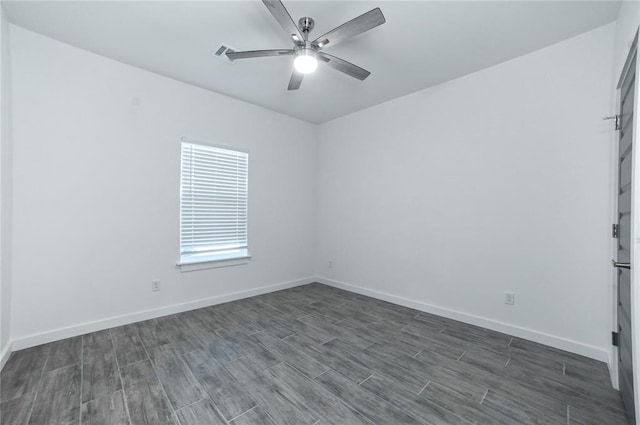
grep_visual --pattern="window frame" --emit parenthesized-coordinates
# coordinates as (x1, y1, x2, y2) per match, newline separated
(177, 137, 250, 271)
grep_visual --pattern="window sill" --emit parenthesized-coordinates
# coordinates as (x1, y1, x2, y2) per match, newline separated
(177, 251, 251, 272)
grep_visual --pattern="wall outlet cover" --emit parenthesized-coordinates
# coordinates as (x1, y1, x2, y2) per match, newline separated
(504, 292, 515, 305)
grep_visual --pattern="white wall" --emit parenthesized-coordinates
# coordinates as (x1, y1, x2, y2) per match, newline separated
(0, 6, 13, 368)
(315, 24, 616, 362)
(9, 26, 317, 347)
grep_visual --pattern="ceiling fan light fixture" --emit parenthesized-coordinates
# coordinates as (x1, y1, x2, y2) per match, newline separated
(294, 49, 318, 74)
(226, 2, 385, 89)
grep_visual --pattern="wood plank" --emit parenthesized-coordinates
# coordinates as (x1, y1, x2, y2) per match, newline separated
(160, 315, 205, 354)
(251, 332, 328, 379)
(361, 373, 471, 425)
(313, 369, 421, 424)
(281, 320, 335, 345)
(46, 336, 82, 372)
(81, 390, 129, 425)
(480, 388, 567, 425)
(215, 328, 279, 369)
(28, 364, 81, 425)
(371, 343, 488, 401)
(120, 360, 177, 425)
(265, 362, 337, 417)
(568, 404, 629, 425)
(318, 401, 374, 425)
(149, 344, 205, 409)
(229, 407, 276, 425)
(323, 338, 427, 393)
(182, 349, 256, 421)
(82, 331, 121, 403)
(0, 393, 36, 425)
(198, 328, 243, 363)
(267, 361, 374, 425)
(110, 325, 148, 367)
(420, 381, 514, 425)
(0, 344, 50, 403)
(175, 399, 227, 425)
(134, 319, 172, 350)
(223, 355, 316, 425)
(282, 334, 372, 383)
(297, 315, 377, 349)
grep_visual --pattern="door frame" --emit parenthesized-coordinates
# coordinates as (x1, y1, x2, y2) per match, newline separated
(628, 30, 640, 423)
(612, 29, 639, 419)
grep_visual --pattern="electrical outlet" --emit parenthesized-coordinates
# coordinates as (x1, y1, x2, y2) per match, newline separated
(504, 292, 515, 305)
(152, 279, 160, 292)
(328, 260, 333, 269)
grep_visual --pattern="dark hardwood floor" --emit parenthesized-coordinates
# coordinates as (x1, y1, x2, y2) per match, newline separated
(0, 283, 629, 424)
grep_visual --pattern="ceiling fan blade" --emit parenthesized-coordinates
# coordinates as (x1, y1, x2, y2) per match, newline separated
(312, 8, 385, 49)
(318, 52, 371, 81)
(262, 0, 305, 44)
(226, 49, 294, 60)
(288, 70, 304, 90)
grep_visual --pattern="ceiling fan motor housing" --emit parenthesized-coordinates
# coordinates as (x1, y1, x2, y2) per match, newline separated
(295, 41, 318, 55)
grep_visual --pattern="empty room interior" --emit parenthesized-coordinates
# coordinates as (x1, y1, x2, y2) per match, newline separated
(0, 0, 639, 424)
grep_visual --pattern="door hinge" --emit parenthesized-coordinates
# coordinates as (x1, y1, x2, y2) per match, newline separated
(604, 115, 621, 130)
(613, 223, 620, 238)
(613, 331, 620, 347)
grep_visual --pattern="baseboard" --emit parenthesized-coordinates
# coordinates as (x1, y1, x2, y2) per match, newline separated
(0, 340, 12, 370)
(11, 276, 315, 351)
(316, 276, 611, 364)
(9, 275, 611, 368)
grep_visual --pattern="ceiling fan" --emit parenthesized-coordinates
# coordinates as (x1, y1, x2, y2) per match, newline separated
(226, 0, 386, 90)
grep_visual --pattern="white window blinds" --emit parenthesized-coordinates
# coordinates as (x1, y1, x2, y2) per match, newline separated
(180, 141, 248, 263)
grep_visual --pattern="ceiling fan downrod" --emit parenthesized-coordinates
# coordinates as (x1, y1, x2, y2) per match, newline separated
(298, 17, 315, 40)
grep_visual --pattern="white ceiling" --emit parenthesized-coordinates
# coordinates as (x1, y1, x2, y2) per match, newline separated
(4, 1, 621, 124)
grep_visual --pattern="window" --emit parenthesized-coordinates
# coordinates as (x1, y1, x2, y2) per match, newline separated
(179, 139, 249, 266)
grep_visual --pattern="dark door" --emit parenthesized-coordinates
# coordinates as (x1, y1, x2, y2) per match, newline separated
(615, 37, 637, 425)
